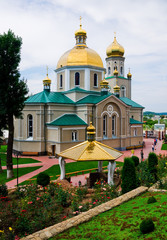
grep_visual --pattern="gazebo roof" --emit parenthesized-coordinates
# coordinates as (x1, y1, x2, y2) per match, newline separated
(58, 140, 122, 161)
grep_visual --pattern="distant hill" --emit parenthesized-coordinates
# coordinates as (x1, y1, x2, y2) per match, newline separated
(144, 111, 167, 116)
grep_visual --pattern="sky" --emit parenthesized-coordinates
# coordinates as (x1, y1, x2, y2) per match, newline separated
(0, 0, 167, 112)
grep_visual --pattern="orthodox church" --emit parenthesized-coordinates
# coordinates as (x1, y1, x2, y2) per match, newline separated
(13, 20, 144, 156)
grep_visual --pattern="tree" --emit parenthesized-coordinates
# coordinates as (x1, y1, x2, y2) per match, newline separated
(121, 157, 137, 194)
(0, 30, 28, 178)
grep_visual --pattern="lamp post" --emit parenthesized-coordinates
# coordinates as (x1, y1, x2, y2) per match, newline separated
(13, 150, 22, 187)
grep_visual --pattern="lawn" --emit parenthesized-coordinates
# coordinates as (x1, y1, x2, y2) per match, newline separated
(0, 166, 42, 184)
(161, 143, 167, 150)
(0, 145, 41, 166)
(21, 160, 123, 184)
(51, 191, 167, 240)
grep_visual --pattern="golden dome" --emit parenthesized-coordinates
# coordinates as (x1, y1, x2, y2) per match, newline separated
(127, 69, 132, 79)
(87, 122, 96, 134)
(57, 46, 104, 69)
(106, 35, 124, 57)
(57, 18, 103, 69)
(113, 68, 118, 76)
(100, 78, 109, 88)
(113, 84, 120, 92)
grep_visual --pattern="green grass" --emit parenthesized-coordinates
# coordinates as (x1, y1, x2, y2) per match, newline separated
(50, 192, 167, 240)
(0, 166, 42, 184)
(21, 160, 123, 185)
(0, 145, 7, 152)
(161, 144, 167, 150)
(0, 155, 41, 166)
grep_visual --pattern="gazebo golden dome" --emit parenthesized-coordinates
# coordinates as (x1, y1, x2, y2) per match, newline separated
(127, 69, 132, 79)
(106, 35, 124, 57)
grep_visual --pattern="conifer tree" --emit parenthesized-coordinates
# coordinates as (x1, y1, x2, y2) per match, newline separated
(0, 30, 28, 178)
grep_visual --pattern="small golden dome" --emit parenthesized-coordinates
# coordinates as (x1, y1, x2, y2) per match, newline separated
(113, 68, 118, 76)
(106, 35, 124, 57)
(114, 84, 120, 92)
(87, 122, 96, 133)
(100, 78, 109, 88)
(127, 70, 132, 79)
(75, 16, 87, 36)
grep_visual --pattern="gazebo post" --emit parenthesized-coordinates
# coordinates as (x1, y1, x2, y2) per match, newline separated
(107, 160, 116, 185)
(59, 156, 65, 180)
(98, 160, 103, 172)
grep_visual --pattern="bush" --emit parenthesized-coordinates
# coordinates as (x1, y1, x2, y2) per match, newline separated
(0, 184, 8, 197)
(140, 218, 155, 234)
(147, 196, 157, 204)
(131, 156, 139, 167)
(121, 158, 137, 194)
(37, 172, 50, 187)
(136, 161, 156, 187)
(148, 152, 158, 181)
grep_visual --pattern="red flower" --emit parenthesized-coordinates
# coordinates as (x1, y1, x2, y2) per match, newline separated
(107, 197, 110, 199)
(21, 210, 26, 212)
(62, 216, 67, 219)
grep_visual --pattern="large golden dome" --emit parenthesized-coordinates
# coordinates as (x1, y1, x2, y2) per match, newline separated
(106, 36, 124, 57)
(57, 18, 104, 69)
(57, 46, 104, 69)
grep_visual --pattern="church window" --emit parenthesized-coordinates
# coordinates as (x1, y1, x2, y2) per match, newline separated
(94, 73, 98, 87)
(75, 72, 80, 86)
(120, 66, 123, 75)
(103, 115, 107, 138)
(27, 114, 33, 137)
(121, 86, 126, 97)
(72, 130, 77, 141)
(134, 128, 137, 136)
(112, 115, 116, 136)
(108, 67, 111, 75)
(114, 65, 117, 70)
(60, 74, 63, 88)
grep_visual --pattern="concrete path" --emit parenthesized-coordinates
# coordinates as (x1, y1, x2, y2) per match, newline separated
(4, 138, 166, 189)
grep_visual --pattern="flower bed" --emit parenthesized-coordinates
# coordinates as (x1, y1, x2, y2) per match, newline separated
(0, 179, 118, 239)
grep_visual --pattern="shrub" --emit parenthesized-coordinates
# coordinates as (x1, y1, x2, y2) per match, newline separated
(148, 152, 158, 181)
(57, 188, 71, 207)
(147, 196, 157, 204)
(131, 156, 139, 167)
(140, 218, 155, 234)
(0, 184, 8, 197)
(37, 172, 50, 187)
(121, 158, 137, 194)
(136, 161, 156, 187)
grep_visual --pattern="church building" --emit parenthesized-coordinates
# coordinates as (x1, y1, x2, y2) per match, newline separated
(13, 20, 144, 156)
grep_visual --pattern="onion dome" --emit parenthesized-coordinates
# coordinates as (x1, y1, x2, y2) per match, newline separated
(57, 18, 104, 69)
(87, 122, 96, 142)
(113, 68, 119, 76)
(106, 34, 124, 57)
(43, 67, 51, 91)
(127, 69, 132, 79)
(113, 84, 120, 93)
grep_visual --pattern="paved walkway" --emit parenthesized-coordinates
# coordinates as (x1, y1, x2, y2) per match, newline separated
(4, 138, 166, 189)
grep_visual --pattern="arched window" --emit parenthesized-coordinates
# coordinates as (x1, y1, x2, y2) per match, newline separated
(27, 114, 33, 137)
(103, 115, 107, 138)
(72, 130, 77, 141)
(112, 115, 116, 136)
(114, 65, 117, 70)
(121, 86, 126, 97)
(60, 74, 63, 88)
(75, 72, 80, 86)
(120, 66, 123, 75)
(108, 67, 111, 75)
(134, 128, 137, 136)
(94, 73, 98, 87)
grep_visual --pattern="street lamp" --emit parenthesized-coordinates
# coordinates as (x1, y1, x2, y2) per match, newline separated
(13, 150, 22, 187)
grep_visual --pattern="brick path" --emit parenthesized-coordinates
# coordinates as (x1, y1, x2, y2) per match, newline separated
(4, 138, 166, 189)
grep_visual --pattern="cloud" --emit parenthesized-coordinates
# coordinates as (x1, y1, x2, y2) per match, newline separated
(0, 0, 167, 111)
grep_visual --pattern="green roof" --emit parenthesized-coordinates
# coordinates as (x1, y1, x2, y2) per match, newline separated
(26, 91, 74, 104)
(120, 97, 144, 108)
(130, 118, 143, 124)
(76, 93, 112, 104)
(105, 76, 128, 80)
(47, 114, 87, 126)
(63, 87, 101, 95)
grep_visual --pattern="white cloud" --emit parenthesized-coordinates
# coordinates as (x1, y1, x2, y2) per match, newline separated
(0, 0, 167, 111)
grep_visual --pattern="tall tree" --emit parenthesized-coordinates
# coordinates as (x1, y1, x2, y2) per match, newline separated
(0, 30, 28, 178)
